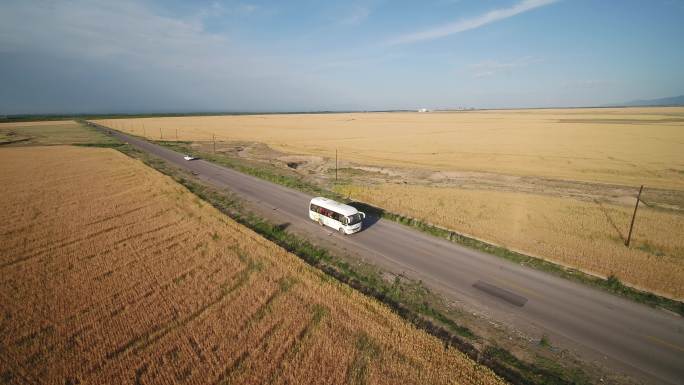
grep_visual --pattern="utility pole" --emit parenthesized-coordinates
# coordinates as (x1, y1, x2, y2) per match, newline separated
(176, 128, 179, 140)
(213, 134, 216, 154)
(335, 149, 338, 182)
(625, 185, 644, 247)
(159, 127, 163, 140)
(143, 123, 146, 137)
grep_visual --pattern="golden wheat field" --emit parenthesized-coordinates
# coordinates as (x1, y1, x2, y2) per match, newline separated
(336, 184, 684, 299)
(0, 146, 502, 385)
(93, 107, 684, 189)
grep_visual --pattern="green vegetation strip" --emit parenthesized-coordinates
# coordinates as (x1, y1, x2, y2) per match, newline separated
(153, 139, 684, 317)
(110, 141, 591, 385)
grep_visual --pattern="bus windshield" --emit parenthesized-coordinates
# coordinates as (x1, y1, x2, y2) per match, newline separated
(346, 213, 363, 225)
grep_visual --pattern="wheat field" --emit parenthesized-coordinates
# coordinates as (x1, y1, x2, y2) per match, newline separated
(336, 184, 684, 299)
(93, 107, 684, 189)
(0, 145, 502, 385)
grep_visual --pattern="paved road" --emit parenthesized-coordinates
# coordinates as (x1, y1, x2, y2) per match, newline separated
(100, 126, 683, 384)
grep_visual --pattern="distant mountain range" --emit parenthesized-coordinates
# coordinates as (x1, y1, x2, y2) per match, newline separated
(607, 95, 684, 107)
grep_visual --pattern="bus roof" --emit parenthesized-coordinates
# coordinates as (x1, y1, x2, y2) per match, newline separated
(310, 197, 359, 217)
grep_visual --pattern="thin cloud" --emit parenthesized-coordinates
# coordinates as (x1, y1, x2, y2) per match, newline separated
(470, 56, 541, 78)
(339, 5, 371, 26)
(195, 2, 258, 21)
(0, 0, 339, 113)
(389, 0, 557, 45)
(562, 79, 615, 89)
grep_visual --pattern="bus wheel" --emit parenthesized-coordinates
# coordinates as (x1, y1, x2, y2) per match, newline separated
(338, 227, 345, 235)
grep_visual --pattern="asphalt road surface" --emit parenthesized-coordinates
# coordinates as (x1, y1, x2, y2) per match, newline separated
(101, 126, 683, 384)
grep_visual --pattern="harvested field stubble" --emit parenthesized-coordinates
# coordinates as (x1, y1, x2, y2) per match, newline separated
(0, 146, 502, 385)
(0, 120, 112, 145)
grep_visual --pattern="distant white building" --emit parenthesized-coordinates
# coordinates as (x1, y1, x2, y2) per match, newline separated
(418, 108, 429, 113)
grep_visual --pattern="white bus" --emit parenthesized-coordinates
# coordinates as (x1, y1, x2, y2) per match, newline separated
(309, 197, 365, 235)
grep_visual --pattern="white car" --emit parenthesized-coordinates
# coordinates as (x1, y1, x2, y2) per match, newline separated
(183, 155, 196, 161)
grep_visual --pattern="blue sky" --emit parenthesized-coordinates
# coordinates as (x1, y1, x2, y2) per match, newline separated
(1, 0, 683, 114)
